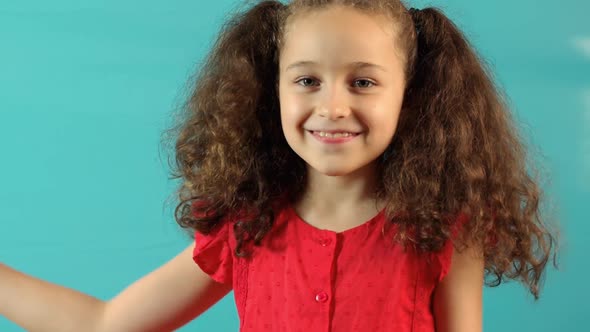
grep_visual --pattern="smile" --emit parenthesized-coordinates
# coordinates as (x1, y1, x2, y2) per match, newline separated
(312, 131, 358, 138)
(308, 130, 361, 144)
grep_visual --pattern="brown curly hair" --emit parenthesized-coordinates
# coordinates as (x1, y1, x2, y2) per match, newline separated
(165, 0, 559, 300)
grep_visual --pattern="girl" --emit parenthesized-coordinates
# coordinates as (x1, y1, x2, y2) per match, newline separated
(0, 0, 558, 331)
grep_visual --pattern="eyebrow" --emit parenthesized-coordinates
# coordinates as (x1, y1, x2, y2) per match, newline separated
(285, 61, 387, 72)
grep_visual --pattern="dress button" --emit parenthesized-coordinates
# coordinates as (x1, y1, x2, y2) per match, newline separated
(319, 238, 332, 247)
(315, 291, 329, 303)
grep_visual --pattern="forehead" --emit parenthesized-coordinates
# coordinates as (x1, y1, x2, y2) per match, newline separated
(279, 6, 403, 71)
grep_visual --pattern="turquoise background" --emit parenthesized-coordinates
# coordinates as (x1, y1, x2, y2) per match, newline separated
(0, 0, 587, 330)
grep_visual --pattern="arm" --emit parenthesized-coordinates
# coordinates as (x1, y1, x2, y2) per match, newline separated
(0, 263, 105, 331)
(100, 244, 232, 331)
(432, 243, 485, 332)
(1, 244, 232, 332)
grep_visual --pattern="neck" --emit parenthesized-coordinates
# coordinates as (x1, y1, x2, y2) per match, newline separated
(298, 162, 383, 214)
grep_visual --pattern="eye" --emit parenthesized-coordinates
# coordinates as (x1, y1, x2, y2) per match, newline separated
(295, 77, 319, 87)
(353, 79, 376, 88)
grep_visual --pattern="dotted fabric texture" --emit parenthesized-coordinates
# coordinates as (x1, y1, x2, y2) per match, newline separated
(193, 206, 461, 331)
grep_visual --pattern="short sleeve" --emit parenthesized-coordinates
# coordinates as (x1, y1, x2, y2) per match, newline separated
(431, 212, 470, 283)
(434, 237, 455, 283)
(193, 222, 233, 285)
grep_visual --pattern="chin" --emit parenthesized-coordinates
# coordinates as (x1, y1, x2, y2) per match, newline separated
(309, 164, 358, 177)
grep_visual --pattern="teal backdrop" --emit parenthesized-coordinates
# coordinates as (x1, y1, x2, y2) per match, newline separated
(0, 0, 587, 331)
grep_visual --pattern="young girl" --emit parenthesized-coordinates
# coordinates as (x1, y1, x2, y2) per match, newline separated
(1, 0, 558, 331)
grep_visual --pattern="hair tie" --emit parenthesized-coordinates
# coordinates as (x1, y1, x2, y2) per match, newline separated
(408, 7, 422, 36)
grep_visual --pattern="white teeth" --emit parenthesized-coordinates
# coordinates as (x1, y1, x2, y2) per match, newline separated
(315, 131, 355, 138)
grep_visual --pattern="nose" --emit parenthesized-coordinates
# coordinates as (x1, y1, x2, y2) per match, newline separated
(317, 85, 351, 120)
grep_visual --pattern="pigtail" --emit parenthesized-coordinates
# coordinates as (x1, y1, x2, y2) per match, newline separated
(383, 7, 557, 299)
(173, 1, 292, 255)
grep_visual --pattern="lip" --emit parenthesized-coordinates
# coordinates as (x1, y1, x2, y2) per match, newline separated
(307, 130, 361, 144)
(308, 129, 361, 134)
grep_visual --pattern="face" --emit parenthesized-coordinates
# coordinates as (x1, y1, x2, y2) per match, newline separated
(278, 5, 407, 178)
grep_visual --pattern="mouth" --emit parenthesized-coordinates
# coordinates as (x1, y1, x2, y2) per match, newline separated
(308, 130, 361, 138)
(307, 130, 361, 144)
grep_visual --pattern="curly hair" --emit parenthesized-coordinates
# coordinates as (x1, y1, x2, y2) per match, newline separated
(165, 0, 559, 300)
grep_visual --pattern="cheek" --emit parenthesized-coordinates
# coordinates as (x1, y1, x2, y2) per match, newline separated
(362, 107, 402, 143)
(373, 96, 403, 134)
(382, 114, 400, 139)
(279, 94, 308, 130)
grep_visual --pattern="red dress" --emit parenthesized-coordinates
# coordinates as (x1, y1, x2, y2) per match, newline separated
(193, 205, 462, 332)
